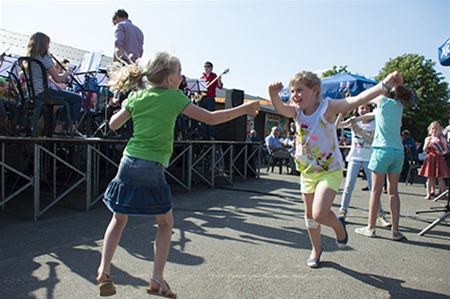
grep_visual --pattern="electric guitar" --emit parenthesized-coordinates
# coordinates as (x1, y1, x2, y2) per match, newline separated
(193, 68, 229, 103)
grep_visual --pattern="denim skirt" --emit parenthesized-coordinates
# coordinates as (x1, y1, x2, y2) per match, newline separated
(103, 155, 173, 216)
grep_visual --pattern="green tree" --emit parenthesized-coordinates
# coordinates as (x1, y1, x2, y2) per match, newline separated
(375, 54, 449, 142)
(321, 65, 349, 78)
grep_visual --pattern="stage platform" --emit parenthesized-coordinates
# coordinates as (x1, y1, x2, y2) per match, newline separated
(0, 136, 263, 220)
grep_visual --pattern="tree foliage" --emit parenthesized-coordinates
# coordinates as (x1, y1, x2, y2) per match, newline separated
(321, 65, 349, 78)
(375, 54, 449, 142)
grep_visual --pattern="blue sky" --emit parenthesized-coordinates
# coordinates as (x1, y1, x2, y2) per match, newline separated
(1, 0, 449, 98)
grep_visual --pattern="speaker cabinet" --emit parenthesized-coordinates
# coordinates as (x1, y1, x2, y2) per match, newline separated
(225, 89, 244, 108)
(216, 89, 246, 141)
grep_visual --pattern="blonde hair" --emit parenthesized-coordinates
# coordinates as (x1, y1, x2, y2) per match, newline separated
(427, 121, 442, 135)
(108, 51, 180, 93)
(289, 71, 322, 101)
(27, 32, 50, 57)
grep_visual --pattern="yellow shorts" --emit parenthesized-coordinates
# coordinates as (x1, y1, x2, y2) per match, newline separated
(300, 170, 343, 194)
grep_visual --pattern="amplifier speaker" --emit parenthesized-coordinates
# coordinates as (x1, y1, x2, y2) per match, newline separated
(225, 89, 244, 108)
(216, 89, 246, 141)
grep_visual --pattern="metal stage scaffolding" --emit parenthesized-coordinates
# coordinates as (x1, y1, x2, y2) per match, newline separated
(0, 136, 263, 221)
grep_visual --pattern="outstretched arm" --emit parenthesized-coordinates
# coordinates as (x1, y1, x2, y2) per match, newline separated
(352, 123, 374, 144)
(327, 71, 403, 117)
(183, 101, 260, 125)
(351, 112, 375, 123)
(339, 113, 375, 143)
(268, 82, 296, 118)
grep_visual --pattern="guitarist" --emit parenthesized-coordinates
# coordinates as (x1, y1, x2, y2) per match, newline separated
(199, 61, 223, 139)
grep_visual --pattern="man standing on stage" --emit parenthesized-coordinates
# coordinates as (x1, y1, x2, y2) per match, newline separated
(112, 9, 144, 63)
(109, 9, 144, 137)
(199, 61, 223, 139)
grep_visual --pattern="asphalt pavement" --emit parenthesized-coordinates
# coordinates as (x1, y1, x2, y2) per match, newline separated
(1, 171, 449, 298)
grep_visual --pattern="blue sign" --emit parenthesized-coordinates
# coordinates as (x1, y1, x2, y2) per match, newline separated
(279, 87, 291, 102)
(438, 37, 450, 66)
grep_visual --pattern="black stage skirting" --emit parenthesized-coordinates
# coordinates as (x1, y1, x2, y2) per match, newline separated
(0, 136, 263, 220)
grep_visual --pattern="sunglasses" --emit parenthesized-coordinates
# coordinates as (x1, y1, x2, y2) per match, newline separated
(204, 65, 212, 68)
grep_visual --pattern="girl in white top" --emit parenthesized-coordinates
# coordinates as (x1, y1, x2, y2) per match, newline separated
(268, 70, 403, 268)
(338, 105, 391, 228)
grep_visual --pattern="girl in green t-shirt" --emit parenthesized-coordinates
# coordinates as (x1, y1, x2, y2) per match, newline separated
(96, 51, 260, 297)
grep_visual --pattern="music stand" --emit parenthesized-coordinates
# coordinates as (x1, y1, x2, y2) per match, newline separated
(73, 52, 104, 136)
(183, 78, 207, 140)
(0, 54, 19, 78)
(92, 87, 121, 139)
(186, 78, 207, 95)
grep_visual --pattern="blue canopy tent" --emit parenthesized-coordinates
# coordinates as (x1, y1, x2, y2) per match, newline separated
(438, 37, 450, 66)
(321, 73, 377, 99)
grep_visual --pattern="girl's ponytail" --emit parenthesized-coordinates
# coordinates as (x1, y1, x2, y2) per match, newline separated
(108, 61, 146, 93)
(107, 52, 180, 93)
(388, 85, 413, 106)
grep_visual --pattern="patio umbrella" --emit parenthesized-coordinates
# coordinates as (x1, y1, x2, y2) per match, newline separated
(321, 73, 377, 99)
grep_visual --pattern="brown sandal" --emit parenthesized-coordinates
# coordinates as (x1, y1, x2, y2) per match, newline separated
(146, 277, 177, 298)
(96, 273, 116, 297)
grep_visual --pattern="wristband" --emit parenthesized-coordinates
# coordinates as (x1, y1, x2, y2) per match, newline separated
(381, 80, 391, 95)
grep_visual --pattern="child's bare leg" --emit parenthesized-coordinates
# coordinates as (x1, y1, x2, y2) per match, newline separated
(98, 213, 128, 276)
(387, 173, 401, 232)
(303, 193, 321, 258)
(312, 184, 344, 240)
(368, 172, 385, 229)
(438, 177, 446, 194)
(152, 209, 174, 282)
(429, 177, 436, 195)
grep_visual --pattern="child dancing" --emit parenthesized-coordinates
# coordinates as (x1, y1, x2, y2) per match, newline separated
(268, 70, 402, 267)
(96, 52, 260, 297)
(355, 85, 413, 241)
(338, 105, 391, 228)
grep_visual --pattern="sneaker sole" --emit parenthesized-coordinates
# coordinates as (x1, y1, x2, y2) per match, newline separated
(355, 229, 376, 238)
(392, 235, 407, 241)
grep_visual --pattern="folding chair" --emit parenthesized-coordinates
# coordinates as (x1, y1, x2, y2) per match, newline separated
(405, 160, 421, 185)
(17, 57, 71, 137)
(265, 143, 290, 174)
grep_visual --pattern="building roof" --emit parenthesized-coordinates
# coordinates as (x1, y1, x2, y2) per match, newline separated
(0, 28, 112, 69)
(1, 28, 276, 112)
